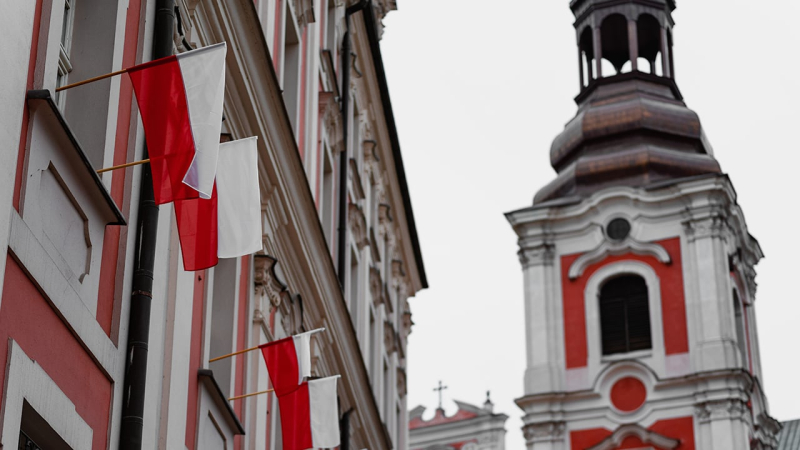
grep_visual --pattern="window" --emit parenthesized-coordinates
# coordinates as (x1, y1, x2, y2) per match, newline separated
(733, 290, 748, 366)
(349, 246, 360, 328)
(56, 0, 76, 109)
(321, 149, 334, 250)
(282, 9, 301, 133)
(18, 401, 72, 450)
(599, 275, 652, 355)
(209, 259, 238, 398)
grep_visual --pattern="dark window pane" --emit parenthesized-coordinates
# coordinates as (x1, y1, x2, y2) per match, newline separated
(600, 275, 651, 355)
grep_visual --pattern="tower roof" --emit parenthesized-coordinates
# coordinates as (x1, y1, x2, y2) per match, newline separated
(535, 0, 720, 204)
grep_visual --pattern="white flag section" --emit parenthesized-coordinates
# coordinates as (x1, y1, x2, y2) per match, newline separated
(179, 42, 227, 199)
(293, 330, 313, 384)
(216, 137, 263, 258)
(308, 376, 340, 448)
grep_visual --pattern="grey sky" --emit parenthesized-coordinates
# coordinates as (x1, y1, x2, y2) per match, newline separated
(381, 2, 800, 449)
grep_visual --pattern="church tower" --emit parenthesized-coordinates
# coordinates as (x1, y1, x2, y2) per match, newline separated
(506, 1, 781, 449)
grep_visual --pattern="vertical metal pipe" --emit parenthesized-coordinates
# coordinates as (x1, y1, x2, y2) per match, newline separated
(337, 0, 368, 289)
(118, 1, 173, 448)
(340, 408, 354, 450)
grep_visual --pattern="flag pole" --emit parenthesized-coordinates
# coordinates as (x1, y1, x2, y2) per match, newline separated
(228, 389, 274, 401)
(56, 68, 129, 92)
(209, 328, 326, 363)
(97, 159, 150, 174)
(209, 344, 261, 363)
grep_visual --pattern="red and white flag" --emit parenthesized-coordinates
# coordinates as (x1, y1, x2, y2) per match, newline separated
(259, 329, 324, 395)
(276, 376, 340, 450)
(174, 137, 262, 271)
(128, 42, 226, 204)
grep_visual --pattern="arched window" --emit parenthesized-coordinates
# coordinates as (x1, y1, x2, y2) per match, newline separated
(733, 290, 748, 366)
(600, 275, 652, 355)
(600, 14, 630, 74)
(637, 14, 661, 75)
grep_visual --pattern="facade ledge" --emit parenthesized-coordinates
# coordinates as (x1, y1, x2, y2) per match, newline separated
(26, 89, 126, 225)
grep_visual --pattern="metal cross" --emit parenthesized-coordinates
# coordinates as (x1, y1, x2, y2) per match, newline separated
(433, 380, 448, 409)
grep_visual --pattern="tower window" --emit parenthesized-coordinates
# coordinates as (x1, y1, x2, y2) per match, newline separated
(733, 290, 748, 367)
(600, 14, 630, 74)
(600, 275, 652, 355)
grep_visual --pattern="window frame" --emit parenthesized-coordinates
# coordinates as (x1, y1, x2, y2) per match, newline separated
(583, 261, 666, 374)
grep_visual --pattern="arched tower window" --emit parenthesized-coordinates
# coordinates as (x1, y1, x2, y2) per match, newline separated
(733, 290, 748, 366)
(637, 14, 661, 75)
(600, 14, 630, 75)
(599, 275, 652, 355)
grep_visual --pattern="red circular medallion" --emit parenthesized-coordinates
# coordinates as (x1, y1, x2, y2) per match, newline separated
(610, 377, 647, 412)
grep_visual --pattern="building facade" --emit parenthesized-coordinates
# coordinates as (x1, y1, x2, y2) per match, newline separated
(409, 395, 508, 450)
(506, 1, 780, 449)
(0, 0, 425, 449)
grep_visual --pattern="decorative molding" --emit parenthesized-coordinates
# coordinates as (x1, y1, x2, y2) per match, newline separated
(369, 266, 384, 306)
(292, 0, 315, 27)
(392, 259, 405, 279)
(369, 228, 381, 263)
(522, 421, 565, 443)
(695, 399, 749, 424)
(518, 243, 554, 268)
(396, 367, 407, 398)
(349, 203, 369, 250)
(586, 424, 679, 450)
(683, 214, 728, 243)
(349, 158, 366, 201)
(384, 320, 397, 354)
(568, 238, 670, 280)
(402, 310, 414, 335)
(378, 203, 393, 224)
(280, 294, 304, 336)
(254, 254, 290, 307)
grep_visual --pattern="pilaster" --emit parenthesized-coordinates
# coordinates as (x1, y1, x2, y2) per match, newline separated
(522, 421, 566, 450)
(695, 399, 751, 450)
(519, 240, 563, 394)
(683, 201, 739, 372)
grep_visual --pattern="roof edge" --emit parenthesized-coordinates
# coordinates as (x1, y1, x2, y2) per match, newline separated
(361, 3, 428, 289)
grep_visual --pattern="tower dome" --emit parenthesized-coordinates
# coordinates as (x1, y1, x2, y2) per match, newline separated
(535, 0, 721, 204)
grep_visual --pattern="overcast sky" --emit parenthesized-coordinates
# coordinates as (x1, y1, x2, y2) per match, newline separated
(380, 1, 800, 448)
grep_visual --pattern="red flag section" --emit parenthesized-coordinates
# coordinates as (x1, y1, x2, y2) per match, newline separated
(174, 183, 218, 271)
(128, 56, 199, 205)
(276, 382, 313, 450)
(275, 377, 340, 450)
(260, 337, 302, 396)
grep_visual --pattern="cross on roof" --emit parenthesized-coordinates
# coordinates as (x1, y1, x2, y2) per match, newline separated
(433, 380, 448, 410)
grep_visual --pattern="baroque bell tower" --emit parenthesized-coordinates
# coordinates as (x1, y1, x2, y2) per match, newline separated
(506, 1, 781, 449)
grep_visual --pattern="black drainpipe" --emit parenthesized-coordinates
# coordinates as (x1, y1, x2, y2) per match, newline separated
(339, 408, 354, 450)
(118, 1, 174, 449)
(337, 0, 369, 288)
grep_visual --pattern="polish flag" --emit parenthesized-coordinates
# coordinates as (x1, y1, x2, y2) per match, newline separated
(174, 137, 262, 271)
(259, 329, 324, 396)
(128, 42, 226, 204)
(276, 376, 341, 450)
